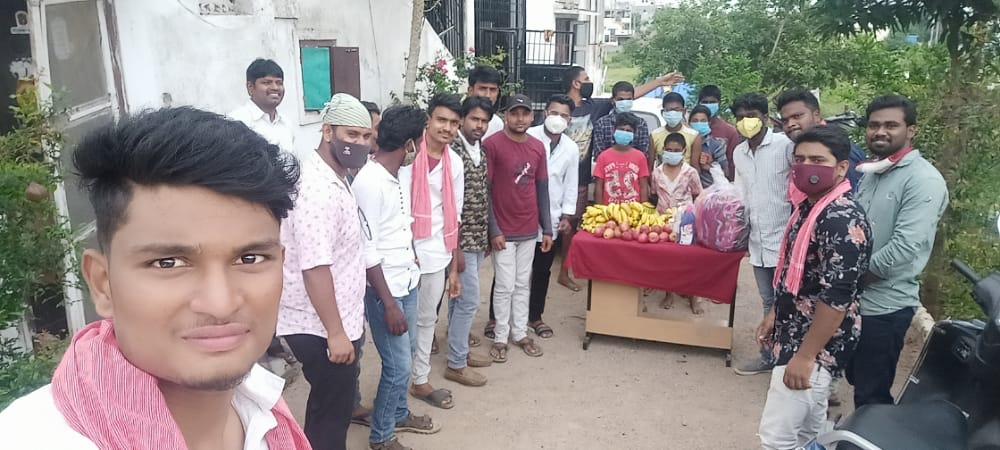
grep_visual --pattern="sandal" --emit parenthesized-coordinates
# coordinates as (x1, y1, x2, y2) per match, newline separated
(409, 387, 454, 410)
(490, 343, 508, 363)
(350, 409, 372, 427)
(370, 437, 412, 450)
(468, 333, 481, 347)
(484, 320, 496, 340)
(529, 321, 554, 339)
(396, 412, 441, 434)
(515, 337, 544, 357)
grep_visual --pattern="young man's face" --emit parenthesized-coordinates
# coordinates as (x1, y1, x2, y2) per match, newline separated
(82, 185, 283, 390)
(662, 101, 685, 114)
(468, 82, 500, 105)
(427, 106, 461, 148)
(505, 107, 534, 134)
(461, 107, 491, 143)
(865, 107, 915, 157)
(735, 107, 767, 138)
(664, 140, 684, 154)
(247, 76, 284, 111)
(612, 90, 634, 102)
(615, 124, 635, 134)
(325, 124, 374, 145)
(780, 101, 822, 141)
(794, 141, 848, 181)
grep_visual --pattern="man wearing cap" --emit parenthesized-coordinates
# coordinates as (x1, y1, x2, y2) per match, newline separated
(483, 94, 553, 362)
(277, 93, 372, 450)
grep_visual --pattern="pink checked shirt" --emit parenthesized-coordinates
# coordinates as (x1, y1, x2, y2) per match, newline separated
(277, 151, 366, 341)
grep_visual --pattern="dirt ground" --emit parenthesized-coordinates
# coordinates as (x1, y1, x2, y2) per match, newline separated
(282, 257, 922, 450)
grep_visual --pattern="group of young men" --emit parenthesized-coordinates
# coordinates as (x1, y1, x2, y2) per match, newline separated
(0, 54, 949, 450)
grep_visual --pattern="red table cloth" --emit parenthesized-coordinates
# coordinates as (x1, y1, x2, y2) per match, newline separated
(566, 232, 745, 303)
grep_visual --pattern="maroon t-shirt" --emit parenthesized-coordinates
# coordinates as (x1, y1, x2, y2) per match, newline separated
(710, 117, 742, 168)
(484, 132, 551, 241)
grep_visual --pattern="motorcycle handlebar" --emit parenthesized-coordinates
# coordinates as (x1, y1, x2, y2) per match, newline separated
(951, 259, 981, 284)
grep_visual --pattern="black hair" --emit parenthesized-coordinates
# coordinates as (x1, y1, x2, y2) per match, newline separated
(698, 85, 722, 102)
(361, 101, 381, 115)
(664, 132, 687, 149)
(795, 125, 851, 162)
(427, 92, 463, 117)
(611, 81, 635, 97)
(246, 58, 283, 83)
(614, 112, 640, 130)
(865, 94, 917, 126)
(74, 107, 299, 251)
(562, 65, 586, 93)
(776, 89, 819, 112)
(377, 105, 427, 152)
(468, 65, 502, 87)
(662, 92, 685, 108)
(461, 95, 496, 118)
(545, 94, 575, 113)
(731, 92, 769, 116)
(689, 104, 712, 121)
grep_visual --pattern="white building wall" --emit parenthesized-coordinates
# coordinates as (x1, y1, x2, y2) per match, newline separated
(112, 0, 453, 157)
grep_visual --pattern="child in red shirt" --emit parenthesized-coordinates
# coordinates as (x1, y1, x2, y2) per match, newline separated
(593, 112, 650, 205)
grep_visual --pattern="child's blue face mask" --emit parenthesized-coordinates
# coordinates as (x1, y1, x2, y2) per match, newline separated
(613, 129, 634, 146)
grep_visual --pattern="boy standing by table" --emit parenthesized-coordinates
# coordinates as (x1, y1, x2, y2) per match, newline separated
(594, 112, 649, 205)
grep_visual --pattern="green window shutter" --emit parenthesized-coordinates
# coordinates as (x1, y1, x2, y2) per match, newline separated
(301, 47, 332, 110)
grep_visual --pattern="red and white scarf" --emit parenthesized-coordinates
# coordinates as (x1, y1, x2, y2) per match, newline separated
(51, 320, 311, 450)
(411, 134, 459, 252)
(855, 147, 913, 174)
(774, 180, 853, 296)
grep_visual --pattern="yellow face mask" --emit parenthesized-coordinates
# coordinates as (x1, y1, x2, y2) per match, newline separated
(736, 117, 763, 139)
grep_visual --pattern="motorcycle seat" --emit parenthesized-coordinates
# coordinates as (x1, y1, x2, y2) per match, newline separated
(835, 399, 967, 450)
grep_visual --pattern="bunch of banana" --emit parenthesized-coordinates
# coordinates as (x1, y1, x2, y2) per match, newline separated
(581, 205, 608, 232)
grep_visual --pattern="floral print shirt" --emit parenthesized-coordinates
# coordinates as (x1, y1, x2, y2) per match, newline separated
(772, 193, 872, 376)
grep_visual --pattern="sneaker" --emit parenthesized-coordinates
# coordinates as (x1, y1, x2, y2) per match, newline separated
(733, 359, 774, 376)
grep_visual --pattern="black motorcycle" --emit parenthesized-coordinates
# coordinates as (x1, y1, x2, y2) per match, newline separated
(810, 225, 1000, 449)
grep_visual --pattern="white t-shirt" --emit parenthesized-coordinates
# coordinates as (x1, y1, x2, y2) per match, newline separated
(0, 364, 286, 450)
(228, 100, 296, 154)
(399, 148, 465, 274)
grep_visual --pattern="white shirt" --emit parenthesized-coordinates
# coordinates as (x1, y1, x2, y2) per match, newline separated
(228, 100, 296, 154)
(460, 131, 482, 166)
(484, 114, 504, 140)
(733, 128, 795, 267)
(528, 125, 579, 241)
(352, 160, 421, 298)
(0, 364, 286, 450)
(399, 147, 465, 274)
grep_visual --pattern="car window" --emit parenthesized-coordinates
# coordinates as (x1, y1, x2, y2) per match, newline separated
(632, 111, 661, 131)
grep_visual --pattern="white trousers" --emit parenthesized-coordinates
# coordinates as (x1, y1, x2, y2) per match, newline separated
(491, 240, 535, 343)
(759, 364, 833, 450)
(410, 269, 445, 385)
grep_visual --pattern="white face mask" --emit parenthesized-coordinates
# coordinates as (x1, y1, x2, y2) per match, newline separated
(544, 115, 569, 134)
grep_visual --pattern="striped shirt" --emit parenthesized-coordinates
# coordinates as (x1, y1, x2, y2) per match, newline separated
(733, 129, 795, 268)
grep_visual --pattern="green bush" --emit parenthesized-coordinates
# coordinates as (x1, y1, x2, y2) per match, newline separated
(0, 334, 67, 410)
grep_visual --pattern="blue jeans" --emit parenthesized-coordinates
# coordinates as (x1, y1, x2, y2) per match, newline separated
(448, 251, 485, 368)
(753, 265, 777, 364)
(365, 287, 419, 444)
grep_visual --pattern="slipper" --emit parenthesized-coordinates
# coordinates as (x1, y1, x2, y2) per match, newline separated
(514, 337, 543, 357)
(529, 321, 554, 339)
(489, 343, 508, 363)
(350, 410, 372, 427)
(484, 320, 496, 340)
(409, 387, 454, 410)
(396, 412, 442, 434)
(468, 334, 481, 348)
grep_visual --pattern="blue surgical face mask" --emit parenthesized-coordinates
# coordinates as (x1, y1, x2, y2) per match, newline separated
(661, 110, 683, 128)
(702, 102, 720, 117)
(614, 99, 633, 113)
(691, 121, 711, 137)
(661, 151, 684, 166)
(613, 129, 634, 146)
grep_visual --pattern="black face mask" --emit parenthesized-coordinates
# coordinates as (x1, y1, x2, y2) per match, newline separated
(331, 139, 371, 169)
(579, 82, 594, 99)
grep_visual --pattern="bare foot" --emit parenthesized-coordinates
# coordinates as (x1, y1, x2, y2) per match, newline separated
(689, 297, 705, 315)
(558, 273, 581, 292)
(660, 293, 675, 309)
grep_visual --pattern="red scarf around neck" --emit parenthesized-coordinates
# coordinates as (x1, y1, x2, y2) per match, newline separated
(51, 320, 311, 450)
